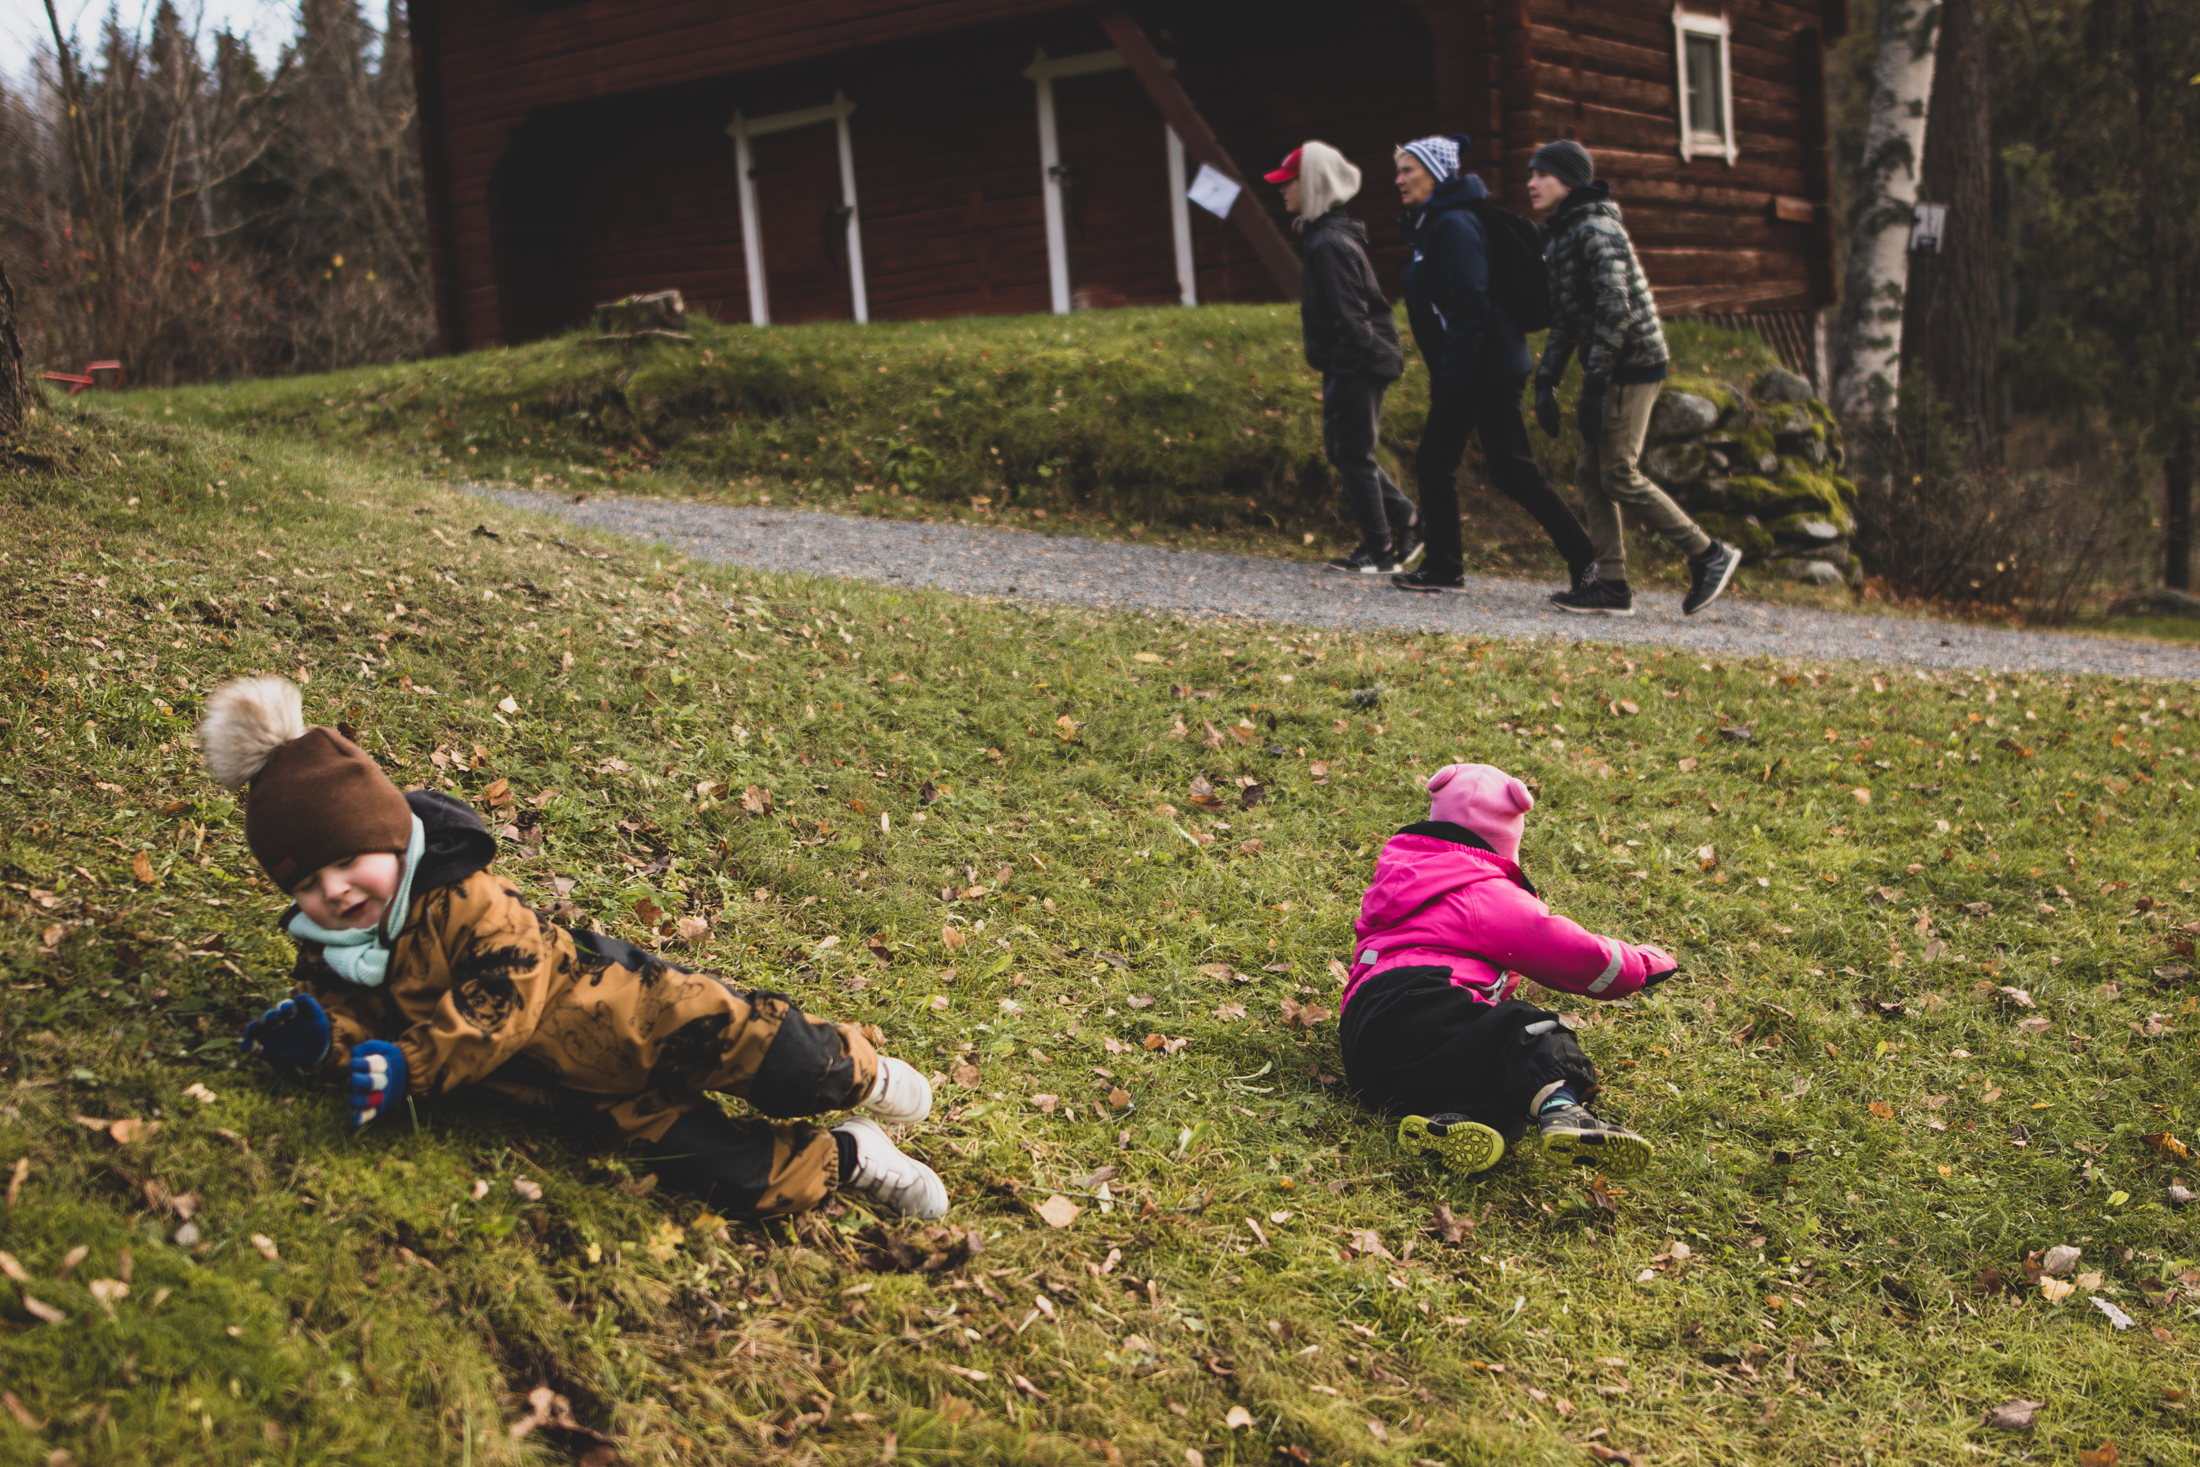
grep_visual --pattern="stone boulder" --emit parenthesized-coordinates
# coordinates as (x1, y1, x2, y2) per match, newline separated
(1640, 368, 1862, 584)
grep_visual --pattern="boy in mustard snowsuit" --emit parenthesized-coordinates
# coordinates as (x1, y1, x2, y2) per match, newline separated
(202, 676, 946, 1220)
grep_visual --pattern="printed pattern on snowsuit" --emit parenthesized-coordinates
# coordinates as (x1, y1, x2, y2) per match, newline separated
(292, 869, 878, 1217)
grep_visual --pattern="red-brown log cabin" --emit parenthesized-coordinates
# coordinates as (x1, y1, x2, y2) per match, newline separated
(407, 0, 1845, 377)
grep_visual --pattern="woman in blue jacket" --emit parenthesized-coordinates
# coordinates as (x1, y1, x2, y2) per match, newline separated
(1388, 135, 1595, 595)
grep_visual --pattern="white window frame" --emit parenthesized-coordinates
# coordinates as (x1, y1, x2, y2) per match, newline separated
(1671, 7, 1738, 166)
(1022, 47, 1196, 313)
(724, 89, 869, 326)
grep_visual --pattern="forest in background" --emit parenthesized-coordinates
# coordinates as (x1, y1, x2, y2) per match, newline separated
(0, 0, 2194, 605)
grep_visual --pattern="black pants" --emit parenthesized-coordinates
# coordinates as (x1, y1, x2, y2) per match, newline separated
(1339, 967, 1600, 1146)
(1323, 371, 1417, 553)
(1415, 374, 1595, 579)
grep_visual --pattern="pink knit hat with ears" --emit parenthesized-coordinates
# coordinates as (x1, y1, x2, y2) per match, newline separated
(1424, 762, 1535, 863)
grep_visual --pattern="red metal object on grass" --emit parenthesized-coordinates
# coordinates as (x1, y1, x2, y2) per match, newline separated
(41, 360, 125, 395)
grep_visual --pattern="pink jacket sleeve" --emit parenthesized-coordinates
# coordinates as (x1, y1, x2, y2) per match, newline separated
(1462, 880, 1674, 1000)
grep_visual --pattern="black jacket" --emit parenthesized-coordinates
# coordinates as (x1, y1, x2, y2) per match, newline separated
(1400, 173, 1532, 386)
(1299, 209, 1404, 381)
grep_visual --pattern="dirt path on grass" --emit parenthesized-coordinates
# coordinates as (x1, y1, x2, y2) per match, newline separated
(478, 488, 2200, 681)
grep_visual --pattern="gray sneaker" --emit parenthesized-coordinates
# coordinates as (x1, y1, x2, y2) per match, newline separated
(1536, 1104, 1653, 1175)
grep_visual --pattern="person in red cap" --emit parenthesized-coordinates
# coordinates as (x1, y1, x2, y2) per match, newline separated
(1268, 141, 1420, 574)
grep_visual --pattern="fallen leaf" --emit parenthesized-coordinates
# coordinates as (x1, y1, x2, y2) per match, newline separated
(1128, 994, 1155, 1009)
(1280, 996, 1333, 1030)
(2077, 1444, 2119, 1467)
(1035, 1195, 1082, 1228)
(250, 1233, 280, 1261)
(0, 1252, 25, 1283)
(483, 777, 512, 807)
(88, 1278, 128, 1315)
(182, 1082, 217, 1103)
(1214, 1002, 1247, 1021)
(2142, 1132, 2192, 1162)
(1188, 774, 1227, 809)
(497, 696, 520, 715)
(512, 1178, 544, 1202)
(675, 915, 709, 942)
(2039, 1277, 2075, 1303)
(19, 1294, 65, 1324)
(739, 785, 773, 815)
(2040, 1244, 2081, 1276)
(131, 850, 155, 884)
(2090, 1297, 2135, 1331)
(1055, 714, 1080, 742)
(1984, 1399, 2043, 1431)
(108, 1118, 157, 1144)
(632, 896, 663, 926)
(1225, 1406, 1254, 1430)
(1869, 1101, 1894, 1120)
(1, 1391, 43, 1430)
(1108, 1087, 1132, 1109)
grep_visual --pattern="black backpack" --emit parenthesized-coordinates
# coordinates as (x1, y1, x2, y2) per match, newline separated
(1467, 199, 1553, 334)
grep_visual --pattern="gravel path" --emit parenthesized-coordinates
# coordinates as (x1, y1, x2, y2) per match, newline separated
(479, 488, 2200, 681)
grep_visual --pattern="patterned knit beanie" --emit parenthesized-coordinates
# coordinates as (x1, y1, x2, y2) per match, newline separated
(198, 676, 413, 890)
(1399, 135, 1462, 184)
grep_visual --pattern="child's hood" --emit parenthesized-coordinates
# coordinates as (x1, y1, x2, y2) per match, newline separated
(1359, 821, 1535, 929)
(408, 789, 497, 891)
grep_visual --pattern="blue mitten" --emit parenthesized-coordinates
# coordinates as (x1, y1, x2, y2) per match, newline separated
(239, 994, 332, 1068)
(348, 1041, 408, 1127)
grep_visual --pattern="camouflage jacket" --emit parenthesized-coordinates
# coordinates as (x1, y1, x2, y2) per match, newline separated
(1535, 183, 1669, 393)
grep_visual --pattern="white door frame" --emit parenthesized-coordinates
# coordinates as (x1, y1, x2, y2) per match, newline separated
(1021, 48, 1195, 313)
(725, 89, 869, 325)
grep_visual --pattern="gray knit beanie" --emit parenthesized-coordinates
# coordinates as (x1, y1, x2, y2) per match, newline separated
(1528, 139, 1594, 191)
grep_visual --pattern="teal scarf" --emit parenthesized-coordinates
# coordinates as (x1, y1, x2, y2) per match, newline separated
(285, 816, 425, 988)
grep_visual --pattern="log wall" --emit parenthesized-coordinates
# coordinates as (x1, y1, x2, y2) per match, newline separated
(407, 0, 1841, 349)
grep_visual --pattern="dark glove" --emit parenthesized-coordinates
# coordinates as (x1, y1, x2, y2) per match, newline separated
(1576, 387, 1607, 444)
(348, 1040, 408, 1127)
(1533, 380, 1562, 438)
(1642, 967, 1679, 989)
(240, 993, 331, 1068)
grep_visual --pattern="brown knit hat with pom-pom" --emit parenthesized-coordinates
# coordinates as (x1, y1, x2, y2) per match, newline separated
(197, 677, 412, 889)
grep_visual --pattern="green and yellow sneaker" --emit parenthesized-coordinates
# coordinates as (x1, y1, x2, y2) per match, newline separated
(1397, 1113, 1506, 1175)
(1535, 1103, 1653, 1175)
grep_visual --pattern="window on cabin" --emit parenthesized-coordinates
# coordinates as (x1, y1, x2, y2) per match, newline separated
(1685, 35, 1725, 140)
(1672, 7, 1736, 163)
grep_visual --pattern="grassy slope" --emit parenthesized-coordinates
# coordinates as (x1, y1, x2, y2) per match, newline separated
(116, 306, 1785, 586)
(2, 401, 2198, 1467)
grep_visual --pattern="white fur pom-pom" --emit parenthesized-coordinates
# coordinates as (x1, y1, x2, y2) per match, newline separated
(198, 676, 306, 789)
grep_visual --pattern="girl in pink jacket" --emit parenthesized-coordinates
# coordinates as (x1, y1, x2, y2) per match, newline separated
(1338, 761, 1674, 1176)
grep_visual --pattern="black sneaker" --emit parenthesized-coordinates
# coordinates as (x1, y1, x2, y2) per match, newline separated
(1549, 574, 1634, 615)
(1393, 517, 1427, 571)
(1392, 568, 1465, 593)
(1682, 540, 1740, 616)
(1397, 1113, 1505, 1174)
(1536, 1103, 1653, 1175)
(1327, 544, 1400, 574)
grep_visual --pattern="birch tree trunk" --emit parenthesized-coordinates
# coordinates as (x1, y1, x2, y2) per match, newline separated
(1831, 0, 1939, 422)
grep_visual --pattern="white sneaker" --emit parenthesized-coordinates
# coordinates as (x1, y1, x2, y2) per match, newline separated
(861, 1055, 933, 1126)
(836, 1115, 949, 1219)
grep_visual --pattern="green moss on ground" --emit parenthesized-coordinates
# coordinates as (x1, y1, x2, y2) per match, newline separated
(0, 400, 2195, 1465)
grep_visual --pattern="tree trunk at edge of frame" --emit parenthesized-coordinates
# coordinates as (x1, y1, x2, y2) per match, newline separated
(1900, 0, 2000, 462)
